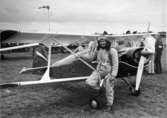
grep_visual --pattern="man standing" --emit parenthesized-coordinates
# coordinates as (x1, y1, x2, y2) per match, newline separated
(141, 35, 156, 74)
(86, 37, 119, 110)
(155, 35, 163, 74)
(52, 37, 119, 110)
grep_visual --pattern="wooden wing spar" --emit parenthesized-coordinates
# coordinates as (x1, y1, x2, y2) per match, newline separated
(0, 43, 39, 52)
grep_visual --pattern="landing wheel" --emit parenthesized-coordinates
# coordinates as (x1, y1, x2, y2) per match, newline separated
(89, 87, 106, 109)
(89, 98, 100, 109)
(89, 95, 106, 109)
(90, 100, 98, 109)
(129, 86, 141, 96)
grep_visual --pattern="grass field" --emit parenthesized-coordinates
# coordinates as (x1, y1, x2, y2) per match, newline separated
(0, 53, 167, 118)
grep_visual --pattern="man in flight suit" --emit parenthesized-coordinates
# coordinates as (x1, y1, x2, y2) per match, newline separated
(86, 37, 119, 110)
(52, 36, 119, 110)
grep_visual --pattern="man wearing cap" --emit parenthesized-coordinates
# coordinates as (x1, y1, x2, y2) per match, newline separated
(86, 37, 119, 110)
(52, 36, 119, 110)
(155, 35, 163, 74)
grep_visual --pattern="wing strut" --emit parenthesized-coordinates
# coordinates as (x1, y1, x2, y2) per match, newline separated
(40, 45, 51, 81)
(0, 45, 89, 88)
(0, 43, 39, 52)
(53, 38, 96, 71)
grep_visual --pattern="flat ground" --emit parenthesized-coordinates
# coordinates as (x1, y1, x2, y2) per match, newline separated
(0, 53, 167, 118)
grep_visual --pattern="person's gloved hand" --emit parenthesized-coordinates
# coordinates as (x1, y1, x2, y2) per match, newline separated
(105, 74, 115, 85)
(105, 73, 114, 80)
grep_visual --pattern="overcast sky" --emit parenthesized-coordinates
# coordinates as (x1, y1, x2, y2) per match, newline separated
(0, 0, 166, 34)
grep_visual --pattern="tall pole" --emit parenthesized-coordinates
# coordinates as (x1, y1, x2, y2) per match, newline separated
(47, 6, 50, 32)
(147, 22, 150, 33)
(38, 5, 50, 32)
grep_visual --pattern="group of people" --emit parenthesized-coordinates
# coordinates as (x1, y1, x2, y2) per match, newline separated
(52, 33, 163, 111)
